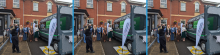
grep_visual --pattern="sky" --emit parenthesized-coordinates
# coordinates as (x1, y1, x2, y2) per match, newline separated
(57, 0, 146, 3)
(205, 0, 220, 3)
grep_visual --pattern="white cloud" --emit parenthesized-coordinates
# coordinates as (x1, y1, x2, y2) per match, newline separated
(205, 0, 220, 3)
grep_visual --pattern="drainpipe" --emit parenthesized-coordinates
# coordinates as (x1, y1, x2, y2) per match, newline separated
(170, 0, 172, 25)
(23, 1, 24, 26)
(97, 0, 98, 26)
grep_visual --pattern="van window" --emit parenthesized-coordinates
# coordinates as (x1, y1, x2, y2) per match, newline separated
(207, 14, 218, 30)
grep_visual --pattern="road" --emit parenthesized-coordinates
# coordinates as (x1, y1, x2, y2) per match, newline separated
(28, 37, 72, 55)
(175, 37, 195, 55)
(101, 38, 121, 55)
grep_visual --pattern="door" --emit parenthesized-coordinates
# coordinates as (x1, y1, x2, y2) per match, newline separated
(0, 15, 4, 35)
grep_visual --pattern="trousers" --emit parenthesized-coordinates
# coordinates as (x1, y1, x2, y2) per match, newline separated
(85, 35, 94, 51)
(12, 36, 20, 52)
(159, 35, 167, 52)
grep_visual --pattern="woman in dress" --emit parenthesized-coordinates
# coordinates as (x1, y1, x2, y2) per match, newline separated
(176, 26, 181, 42)
(170, 25, 175, 41)
(34, 25, 39, 41)
(19, 25, 23, 42)
(97, 25, 101, 41)
(29, 26, 34, 42)
(166, 25, 171, 41)
(102, 26, 107, 42)
(92, 25, 97, 41)
(181, 25, 187, 41)
(23, 25, 27, 41)
(108, 25, 113, 41)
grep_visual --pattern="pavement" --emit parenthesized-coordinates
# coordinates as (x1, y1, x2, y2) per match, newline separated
(148, 40, 178, 55)
(175, 38, 195, 55)
(0, 40, 31, 55)
(102, 38, 122, 55)
(74, 39, 105, 55)
(28, 38, 48, 55)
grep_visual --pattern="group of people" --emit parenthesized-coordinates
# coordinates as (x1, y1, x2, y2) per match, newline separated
(154, 24, 187, 53)
(82, 23, 113, 53)
(8, 24, 39, 53)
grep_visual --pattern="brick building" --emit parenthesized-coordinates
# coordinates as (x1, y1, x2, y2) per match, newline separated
(148, 0, 219, 26)
(74, 0, 145, 26)
(0, 0, 71, 26)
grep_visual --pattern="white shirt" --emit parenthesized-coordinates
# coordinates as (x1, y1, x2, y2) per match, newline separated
(34, 27, 39, 32)
(108, 27, 112, 32)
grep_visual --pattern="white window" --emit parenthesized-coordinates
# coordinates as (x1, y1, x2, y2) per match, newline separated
(87, 19, 93, 25)
(87, 0, 93, 8)
(33, 20, 38, 26)
(181, 3, 186, 11)
(181, 20, 185, 24)
(107, 2, 112, 11)
(74, 0, 80, 7)
(33, 3, 38, 11)
(121, 2, 126, 12)
(13, 19, 20, 25)
(0, 0, 6, 7)
(160, 0, 167, 8)
(161, 19, 167, 25)
(13, 0, 20, 8)
(148, 0, 153, 7)
(107, 20, 112, 26)
(47, 2, 52, 12)
(195, 2, 199, 12)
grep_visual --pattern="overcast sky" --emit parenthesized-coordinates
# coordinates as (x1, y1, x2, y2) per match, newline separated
(205, 0, 220, 3)
(57, 0, 146, 3)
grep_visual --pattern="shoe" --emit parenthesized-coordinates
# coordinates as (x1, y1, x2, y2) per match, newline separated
(12, 51, 16, 53)
(164, 51, 168, 53)
(17, 51, 21, 53)
(160, 51, 163, 53)
(86, 51, 90, 53)
(91, 51, 95, 53)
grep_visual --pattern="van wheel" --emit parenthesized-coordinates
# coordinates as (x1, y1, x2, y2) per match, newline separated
(52, 41, 59, 53)
(126, 41, 132, 53)
(200, 41, 206, 53)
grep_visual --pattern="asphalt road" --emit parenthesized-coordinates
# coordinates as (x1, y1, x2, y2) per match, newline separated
(28, 38, 72, 55)
(175, 37, 195, 55)
(101, 38, 121, 55)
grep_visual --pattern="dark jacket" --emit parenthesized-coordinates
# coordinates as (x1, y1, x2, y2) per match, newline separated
(11, 26, 18, 36)
(84, 26, 92, 36)
(166, 28, 171, 35)
(92, 28, 97, 35)
(159, 26, 165, 36)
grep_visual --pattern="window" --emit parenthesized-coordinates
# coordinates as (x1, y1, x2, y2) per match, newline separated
(0, 0, 6, 7)
(195, 2, 199, 12)
(47, 2, 52, 12)
(181, 20, 185, 24)
(13, 19, 20, 25)
(181, 3, 186, 11)
(87, 0, 93, 8)
(107, 2, 112, 11)
(148, 0, 153, 7)
(107, 20, 112, 26)
(160, 0, 167, 8)
(33, 3, 38, 11)
(121, 2, 126, 12)
(13, 0, 19, 8)
(87, 19, 93, 25)
(161, 19, 167, 25)
(33, 20, 38, 27)
(74, 0, 80, 7)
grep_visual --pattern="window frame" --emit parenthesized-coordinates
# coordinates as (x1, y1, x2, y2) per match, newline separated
(87, 19, 93, 25)
(107, 2, 112, 11)
(74, 0, 80, 7)
(0, 0, 6, 7)
(195, 2, 200, 12)
(13, 0, 20, 8)
(181, 2, 186, 11)
(161, 19, 167, 25)
(160, 0, 167, 8)
(33, 20, 38, 27)
(47, 2, 52, 12)
(121, 2, 126, 12)
(13, 19, 20, 25)
(33, 2, 38, 11)
(86, 0, 93, 8)
(107, 20, 112, 26)
(148, 0, 153, 7)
